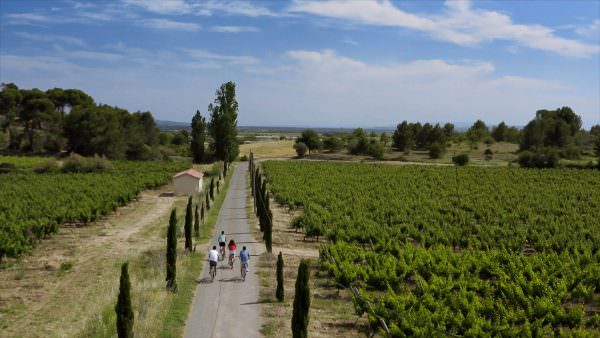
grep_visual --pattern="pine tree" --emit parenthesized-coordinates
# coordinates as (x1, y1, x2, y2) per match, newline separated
(115, 262, 134, 338)
(190, 110, 207, 164)
(205, 193, 210, 210)
(210, 178, 215, 200)
(166, 209, 177, 291)
(276, 252, 284, 301)
(194, 204, 200, 238)
(292, 259, 310, 338)
(184, 197, 192, 251)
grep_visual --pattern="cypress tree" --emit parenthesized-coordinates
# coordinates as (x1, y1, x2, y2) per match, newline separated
(205, 193, 210, 210)
(194, 204, 200, 238)
(292, 259, 311, 338)
(201, 203, 205, 221)
(166, 209, 177, 291)
(276, 252, 284, 301)
(223, 161, 228, 177)
(210, 178, 215, 200)
(115, 262, 134, 338)
(217, 180, 220, 194)
(184, 197, 192, 251)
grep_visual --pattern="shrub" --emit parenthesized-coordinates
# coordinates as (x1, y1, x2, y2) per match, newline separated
(428, 142, 445, 159)
(62, 154, 112, 173)
(0, 162, 17, 174)
(559, 144, 581, 160)
(323, 135, 343, 152)
(484, 148, 493, 155)
(34, 159, 60, 173)
(452, 154, 470, 166)
(240, 154, 248, 161)
(518, 149, 559, 168)
(367, 142, 385, 160)
(294, 142, 308, 158)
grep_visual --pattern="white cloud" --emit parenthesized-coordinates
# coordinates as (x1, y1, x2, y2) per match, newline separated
(342, 37, 358, 46)
(210, 25, 260, 33)
(575, 19, 600, 39)
(140, 18, 200, 31)
(183, 48, 259, 65)
(289, 0, 600, 58)
(5, 13, 54, 25)
(123, 0, 192, 14)
(15, 32, 86, 47)
(195, 1, 277, 17)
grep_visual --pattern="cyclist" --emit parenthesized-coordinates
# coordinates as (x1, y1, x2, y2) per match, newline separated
(239, 246, 250, 280)
(218, 231, 226, 259)
(208, 245, 219, 281)
(228, 239, 237, 268)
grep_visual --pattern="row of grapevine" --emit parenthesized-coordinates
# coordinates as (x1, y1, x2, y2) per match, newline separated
(0, 161, 188, 260)
(262, 161, 600, 336)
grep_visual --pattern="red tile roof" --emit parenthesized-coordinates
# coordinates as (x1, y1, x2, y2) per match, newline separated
(173, 168, 203, 180)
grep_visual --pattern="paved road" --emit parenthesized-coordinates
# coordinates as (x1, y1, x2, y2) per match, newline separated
(184, 164, 263, 338)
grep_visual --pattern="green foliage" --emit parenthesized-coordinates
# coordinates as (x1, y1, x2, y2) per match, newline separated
(367, 141, 385, 160)
(452, 153, 470, 166)
(520, 107, 582, 154)
(297, 129, 322, 153)
(518, 149, 559, 168)
(393, 121, 448, 153)
(467, 119, 490, 143)
(0, 160, 187, 259)
(293, 142, 308, 157)
(190, 110, 207, 163)
(323, 135, 343, 152)
(208, 81, 239, 162)
(205, 193, 210, 210)
(292, 259, 310, 338)
(263, 161, 600, 335)
(428, 142, 445, 159)
(115, 262, 134, 338)
(62, 154, 112, 173)
(166, 209, 178, 291)
(276, 252, 285, 302)
(184, 197, 193, 251)
(209, 178, 215, 200)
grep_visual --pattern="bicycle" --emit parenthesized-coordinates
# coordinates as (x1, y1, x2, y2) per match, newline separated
(241, 262, 248, 281)
(209, 263, 216, 282)
(228, 254, 235, 269)
(219, 246, 226, 261)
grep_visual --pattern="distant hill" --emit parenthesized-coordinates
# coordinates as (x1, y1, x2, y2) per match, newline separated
(156, 120, 190, 131)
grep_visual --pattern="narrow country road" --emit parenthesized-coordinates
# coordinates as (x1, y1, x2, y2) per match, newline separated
(184, 164, 263, 338)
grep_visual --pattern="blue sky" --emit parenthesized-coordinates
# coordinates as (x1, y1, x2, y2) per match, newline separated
(1, 0, 599, 128)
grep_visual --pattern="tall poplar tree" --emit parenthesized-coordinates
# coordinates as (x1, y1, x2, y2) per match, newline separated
(208, 81, 239, 162)
(190, 110, 207, 163)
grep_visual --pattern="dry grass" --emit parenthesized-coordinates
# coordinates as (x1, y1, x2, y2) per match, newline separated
(245, 173, 368, 337)
(239, 140, 296, 159)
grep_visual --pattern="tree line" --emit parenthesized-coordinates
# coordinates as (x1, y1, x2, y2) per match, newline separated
(290, 106, 599, 168)
(0, 81, 241, 163)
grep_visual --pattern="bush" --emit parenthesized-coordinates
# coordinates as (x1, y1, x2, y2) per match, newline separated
(484, 148, 493, 155)
(62, 154, 112, 173)
(0, 162, 17, 174)
(367, 142, 385, 160)
(559, 144, 581, 160)
(294, 142, 308, 158)
(323, 135, 343, 152)
(518, 149, 559, 168)
(34, 159, 60, 173)
(452, 154, 469, 166)
(428, 143, 445, 159)
(240, 154, 248, 161)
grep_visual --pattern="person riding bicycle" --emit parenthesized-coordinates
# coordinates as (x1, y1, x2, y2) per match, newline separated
(239, 246, 250, 277)
(218, 231, 226, 258)
(208, 245, 219, 280)
(228, 239, 237, 267)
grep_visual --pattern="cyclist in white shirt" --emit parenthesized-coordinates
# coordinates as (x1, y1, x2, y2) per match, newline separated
(208, 245, 219, 281)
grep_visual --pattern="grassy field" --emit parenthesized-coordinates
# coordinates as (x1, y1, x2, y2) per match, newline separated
(239, 140, 296, 159)
(0, 163, 234, 338)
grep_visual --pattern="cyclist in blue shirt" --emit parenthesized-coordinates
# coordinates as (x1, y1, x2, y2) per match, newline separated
(239, 246, 250, 280)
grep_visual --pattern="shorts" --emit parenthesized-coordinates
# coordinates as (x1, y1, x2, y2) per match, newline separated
(210, 261, 217, 267)
(219, 242, 226, 247)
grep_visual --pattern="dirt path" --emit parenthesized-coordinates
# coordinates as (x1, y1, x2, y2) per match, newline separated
(184, 165, 262, 338)
(0, 186, 178, 337)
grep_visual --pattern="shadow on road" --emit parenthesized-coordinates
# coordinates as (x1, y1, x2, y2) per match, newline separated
(197, 277, 214, 284)
(218, 277, 243, 283)
(240, 300, 274, 305)
(227, 232, 252, 235)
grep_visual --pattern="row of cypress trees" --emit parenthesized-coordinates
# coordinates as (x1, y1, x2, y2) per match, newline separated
(248, 152, 310, 337)
(115, 163, 231, 337)
(249, 152, 273, 253)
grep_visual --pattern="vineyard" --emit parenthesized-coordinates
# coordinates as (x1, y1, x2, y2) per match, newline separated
(262, 161, 600, 337)
(0, 160, 188, 259)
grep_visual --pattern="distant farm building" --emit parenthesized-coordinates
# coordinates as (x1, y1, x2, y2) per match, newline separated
(173, 169, 203, 196)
